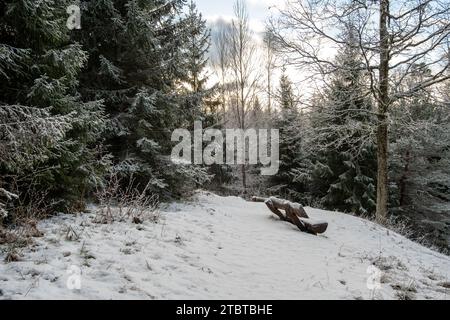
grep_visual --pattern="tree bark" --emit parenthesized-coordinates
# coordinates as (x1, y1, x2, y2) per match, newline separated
(376, 0, 390, 223)
(241, 163, 247, 189)
(267, 51, 272, 116)
(399, 150, 411, 207)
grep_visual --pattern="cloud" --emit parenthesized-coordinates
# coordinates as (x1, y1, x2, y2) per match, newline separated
(246, 0, 286, 10)
(205, 15, 265, 34)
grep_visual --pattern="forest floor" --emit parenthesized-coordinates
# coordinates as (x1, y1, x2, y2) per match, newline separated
(0, 191, 449, 300)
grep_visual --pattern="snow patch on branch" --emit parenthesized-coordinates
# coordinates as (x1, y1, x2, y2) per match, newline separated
(0, 188, 18, 219)
(0, 188, 18, 201)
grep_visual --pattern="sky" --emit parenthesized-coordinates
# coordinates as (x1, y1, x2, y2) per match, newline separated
(195, 0, 284, 34)
(194, 0, 313, 99)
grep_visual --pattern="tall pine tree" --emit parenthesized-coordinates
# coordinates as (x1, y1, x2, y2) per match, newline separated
(181, 1, 212, 121)
(0, 0, 106, 216)
(390, 65, 450, 250)
(76, 0, 211, 197)
(305, 30, 377, 215)
(270, 71, 306, 201)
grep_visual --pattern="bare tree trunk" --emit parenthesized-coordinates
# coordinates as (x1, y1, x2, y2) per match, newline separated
(241, 164, 247, 189)
(219, 71, 227, 124)
(228, 0, 261, 190)
(377, 122, 389, 222)
(240, 76, 245, 188)
(264, 30, 275, 117)
(399, 150, 411, 207)
(212, 21, 231, 126)
(376, 0, 390, 223)
(267, 56, 272, 116)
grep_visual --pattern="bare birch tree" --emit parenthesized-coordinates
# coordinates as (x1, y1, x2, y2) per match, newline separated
(212, 19, 232, 123)
(269, 0, 450, 222)
(228, 0, 262, 188)
(264, 29, 277, 116)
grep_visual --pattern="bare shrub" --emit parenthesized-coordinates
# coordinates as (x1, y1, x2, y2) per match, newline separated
(359, 212, 446, 255)
(392, 281, 418, 300)
(383, 216, 416, 239)
(0, 187, 18, 221)
(1, 177, 53, 223)
(384, 216, 448, 255)
(94, 172, 160, 224)
(4, 247, 21, 263)
(1, 221, 41, 263)
(0, 219, 42, 246)
(0, 180, 47, 250)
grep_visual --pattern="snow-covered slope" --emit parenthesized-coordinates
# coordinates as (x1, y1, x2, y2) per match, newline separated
(0, 192, 449, 300)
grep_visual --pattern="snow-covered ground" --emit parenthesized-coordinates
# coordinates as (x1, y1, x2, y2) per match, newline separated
(0, 192, 449, 300)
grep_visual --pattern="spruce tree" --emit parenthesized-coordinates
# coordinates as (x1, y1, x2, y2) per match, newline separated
(388, 65, 450, 250)
(390, 65, 450, 213)
(181, 1, 212, 119)
(76, 0, 211, 197)
(0, 0, 106, 216)
(306, 31, 377, 215)
(270, 72, 306, 201)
